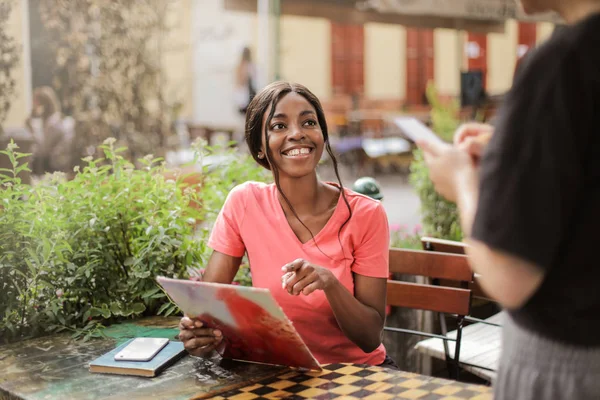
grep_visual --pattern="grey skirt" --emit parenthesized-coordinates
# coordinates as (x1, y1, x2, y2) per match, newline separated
(495, 314, 600, 400)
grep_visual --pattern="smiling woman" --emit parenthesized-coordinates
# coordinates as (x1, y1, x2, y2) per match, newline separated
(178, 82, 397, 368)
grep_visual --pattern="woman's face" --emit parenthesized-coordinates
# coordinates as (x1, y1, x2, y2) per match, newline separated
(261, 92, 324, 179)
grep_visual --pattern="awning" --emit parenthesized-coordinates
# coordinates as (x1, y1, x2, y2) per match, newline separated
(224, 0, 507, 33)
(365, 0, 561, 23)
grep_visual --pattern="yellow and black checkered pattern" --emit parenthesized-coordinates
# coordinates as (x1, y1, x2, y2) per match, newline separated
(212, 363, 493, 399)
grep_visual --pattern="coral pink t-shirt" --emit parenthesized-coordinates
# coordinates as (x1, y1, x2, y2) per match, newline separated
(208, 181, 389, 365)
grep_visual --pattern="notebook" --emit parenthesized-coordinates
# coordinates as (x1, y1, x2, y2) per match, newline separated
(156, 276, 322, 371)
(88, 339, 186, 377)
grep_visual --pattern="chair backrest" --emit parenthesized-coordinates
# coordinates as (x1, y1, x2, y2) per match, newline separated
(420, 237, 495, 302)
(387, 248, 472, 316)
(421, 236, 466, 255)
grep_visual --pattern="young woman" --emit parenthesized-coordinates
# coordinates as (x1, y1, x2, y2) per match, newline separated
(420, 0, 600, 398)
(179, 82, 396, 367)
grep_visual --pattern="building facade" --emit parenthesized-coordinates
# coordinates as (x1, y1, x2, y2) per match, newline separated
(4, 0, 555, 129)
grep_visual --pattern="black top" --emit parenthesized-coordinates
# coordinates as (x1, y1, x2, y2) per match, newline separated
(472, 13, 600, 346)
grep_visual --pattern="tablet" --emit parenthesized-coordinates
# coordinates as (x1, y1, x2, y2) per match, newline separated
(156, 277, 321, 371)
(393, 117, 445, 145)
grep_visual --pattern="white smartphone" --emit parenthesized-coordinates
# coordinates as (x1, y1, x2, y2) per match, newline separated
(393, 117, 445, 145)
(114, 337, 170, 362)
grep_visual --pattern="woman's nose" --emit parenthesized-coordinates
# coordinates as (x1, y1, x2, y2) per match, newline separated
(287, 124, 305, 141)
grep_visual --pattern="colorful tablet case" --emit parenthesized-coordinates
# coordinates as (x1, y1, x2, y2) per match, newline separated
(156, 277, 322, 371)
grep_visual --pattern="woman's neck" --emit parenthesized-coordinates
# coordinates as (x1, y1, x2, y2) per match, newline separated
(556, 0, 600, 24)
(276, 172, 328, 216)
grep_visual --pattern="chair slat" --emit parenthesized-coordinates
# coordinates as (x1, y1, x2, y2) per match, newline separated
(421, 236, 467, 255)
(389, 248, 472, 281)
(387, 281, 471, 315)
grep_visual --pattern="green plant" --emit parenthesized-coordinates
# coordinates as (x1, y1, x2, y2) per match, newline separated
(409, 83, 463, 241)
(0, 138, 268, 343)
(389, 224, 423, 250)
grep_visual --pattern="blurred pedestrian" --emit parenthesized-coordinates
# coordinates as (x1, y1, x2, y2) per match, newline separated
(25, 86, 74, 175)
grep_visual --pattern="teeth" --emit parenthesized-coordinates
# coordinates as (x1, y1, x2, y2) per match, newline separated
(286, 148, 311, 156)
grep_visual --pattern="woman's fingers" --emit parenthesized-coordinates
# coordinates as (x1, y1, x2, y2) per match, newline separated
(282, 263, 311, 293)
(281, 258, 305, 273)
(178, 327, 221, 341)
(301, 281, 321, 296)
(179, 316, 203, 330)
(453, 123, 493, 146)
(459, 136, 486, 161)
(179, 316, 195, 330)
(291, 273, 316, 296)
(183, 337, 221, 357)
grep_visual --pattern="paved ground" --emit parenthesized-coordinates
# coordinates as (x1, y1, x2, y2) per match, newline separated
(319, 164, 422, 229)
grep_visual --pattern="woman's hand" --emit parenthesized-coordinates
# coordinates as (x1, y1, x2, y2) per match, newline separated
(178, 316, 223, 357)
(418, 139, 477, 203)
(454, 123, 494, 164)
(281, 259, 336, 296)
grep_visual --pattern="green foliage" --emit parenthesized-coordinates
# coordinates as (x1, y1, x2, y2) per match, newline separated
(389, 224, 423, 250)
(409, 83, 463, 241)
(425, 84, 461, 142)
(0, 139, 268, 343)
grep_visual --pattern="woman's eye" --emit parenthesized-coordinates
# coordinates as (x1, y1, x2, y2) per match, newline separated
(304, 120, 317, 127)
(271, 123, 285, 130)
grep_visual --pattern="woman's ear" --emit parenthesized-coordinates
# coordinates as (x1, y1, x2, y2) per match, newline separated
(257, 145, 267, 159)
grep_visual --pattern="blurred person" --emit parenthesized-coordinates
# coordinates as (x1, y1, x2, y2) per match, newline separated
(419, 0, 600, 398)
(178, 82, 398, 368)
(234, 46, 257, 115)
(25, 86, 74, 175)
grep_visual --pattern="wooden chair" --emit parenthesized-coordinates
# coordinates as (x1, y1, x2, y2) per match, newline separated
(417, 237, 503, 382)
(421, 237, 493, 302)
(421, 236, 466, 255)
(385, 248, 472, 379)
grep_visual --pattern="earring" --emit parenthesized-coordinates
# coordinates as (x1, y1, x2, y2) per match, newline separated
(258, 153, 264, 159)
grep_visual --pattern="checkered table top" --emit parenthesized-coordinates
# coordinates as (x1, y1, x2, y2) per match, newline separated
(210, 363, 493, 399)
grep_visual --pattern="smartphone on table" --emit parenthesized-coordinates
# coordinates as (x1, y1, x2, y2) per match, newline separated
(114, 337, 170, 362)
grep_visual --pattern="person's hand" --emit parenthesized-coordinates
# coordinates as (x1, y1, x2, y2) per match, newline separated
(281, 259, 336, 296)
(417, 139, 477, 203)
(178, 316, 223, 357)
(453, 123, 494, 164)
(25, 117, 33, 134)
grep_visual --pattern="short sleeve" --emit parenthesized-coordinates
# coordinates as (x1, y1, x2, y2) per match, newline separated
(208, 185, 248, 258)
(471, 46, 590, 271)
(351, 202, 390, 278)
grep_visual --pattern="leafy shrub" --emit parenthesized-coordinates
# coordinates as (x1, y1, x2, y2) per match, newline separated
(0, 139, 268, 343)
(389, 224, 423, 250)
(409, 84, 463, 241)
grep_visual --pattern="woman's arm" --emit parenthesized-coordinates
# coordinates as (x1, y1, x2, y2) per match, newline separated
(282, 260, 386, 353)
(420, 139, 545, 310)
(202, 250, 243, 283)
(324, 273, 386, 353)
(453, 173, 545, 310)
